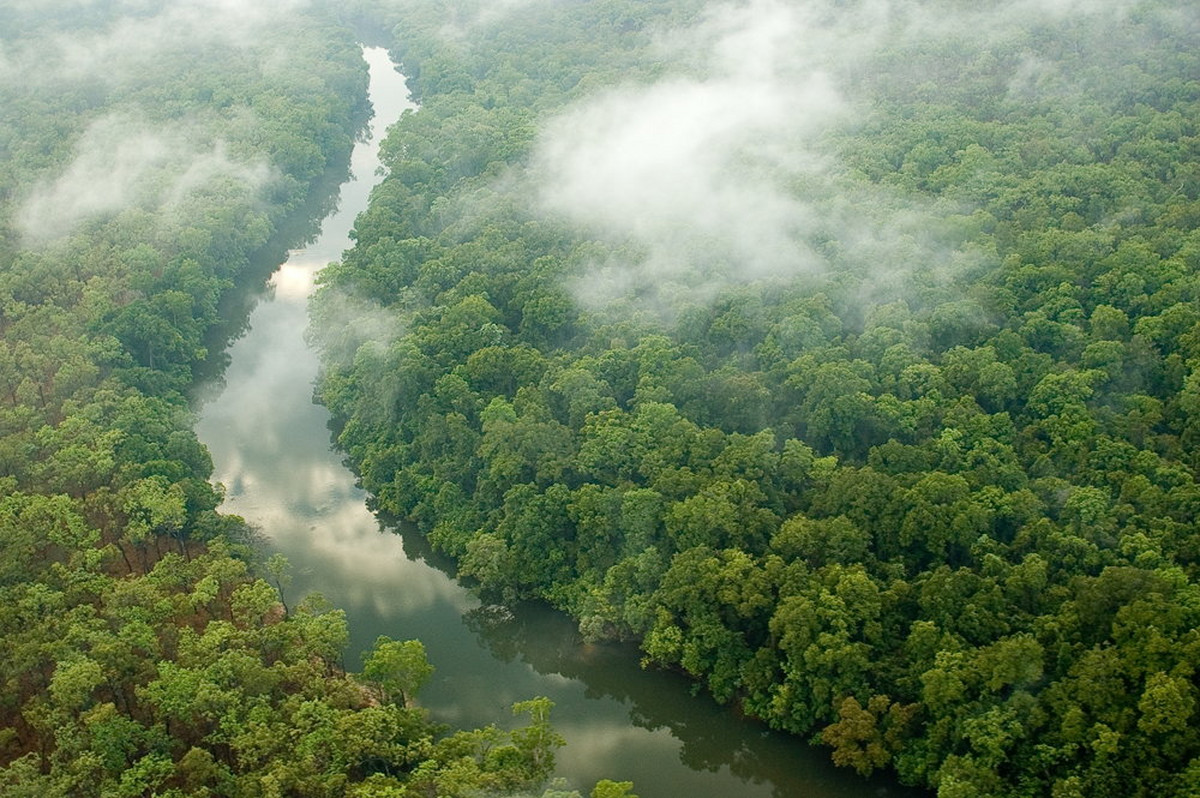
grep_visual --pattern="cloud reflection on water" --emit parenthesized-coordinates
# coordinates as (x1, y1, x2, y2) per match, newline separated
(193, 43, 923, 798)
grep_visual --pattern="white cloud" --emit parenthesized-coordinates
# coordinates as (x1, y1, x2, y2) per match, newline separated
(534, 0, 855, 310)
(1, 0, 314, 89)
(16, 112, 270, 242)
(529, 0, 1173, 313)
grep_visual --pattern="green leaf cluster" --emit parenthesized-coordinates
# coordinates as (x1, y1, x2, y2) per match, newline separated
(1, 3, 593, 796)
(313, 1, 1200, 795)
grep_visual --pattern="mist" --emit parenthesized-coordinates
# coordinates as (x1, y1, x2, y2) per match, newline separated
(529, 0, 908, 312)
(307, 288, 406, 370)
(2, 0, 331, 246)
(1, 0, 313, 85)
(527, 0, 1164, 314)
(16, 113, 271, 243)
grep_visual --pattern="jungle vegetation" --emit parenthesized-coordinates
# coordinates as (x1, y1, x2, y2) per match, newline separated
(0, 2, 623, 796)
(311, 1, 1200, 796)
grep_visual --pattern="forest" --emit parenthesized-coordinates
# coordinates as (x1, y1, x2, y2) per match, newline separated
(309, 0, 1200, 796)
(0, 1, 631, 796)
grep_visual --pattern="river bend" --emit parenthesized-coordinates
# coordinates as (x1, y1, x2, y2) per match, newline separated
(194, 45, 919, 798)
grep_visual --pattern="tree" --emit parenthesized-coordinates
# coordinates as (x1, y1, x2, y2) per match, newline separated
(822, 695, 917, 776)
(591, 780, 638, 798)
(361, 637, 434, 707)
(510, 697, 564, 784)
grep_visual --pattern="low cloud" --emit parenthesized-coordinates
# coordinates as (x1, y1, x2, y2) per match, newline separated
(16, 112, 270, 243)
(308, 286, 405, 370)
(3, 0, 326, 244)
(1, 0, 313, 89)
(532, 0, 877, 311)
(471, 0, 544, 27)
(529, 0, 1172, 314)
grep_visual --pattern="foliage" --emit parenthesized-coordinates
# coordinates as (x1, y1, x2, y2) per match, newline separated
(311, 1, 1200, 795)
(0, 2, 593, 796)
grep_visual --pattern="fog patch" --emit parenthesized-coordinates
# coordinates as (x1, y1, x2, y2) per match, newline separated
(2, 0, 159, 13)
(531, 0, 1168, 315)
(424, 0, 548, 38)
(533, 0, 871, 312)
(2, 0, 313, 89)
(16, 113, 271, 243)
(471, 0, 545, 27)
(308, 288, 405, 370)
(1007, 0, 1136, 19)
(0, 42, 17, 83)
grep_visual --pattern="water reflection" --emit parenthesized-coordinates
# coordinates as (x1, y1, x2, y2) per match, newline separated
(193, 46, 925, 798)
(194, 45, 475, 643)
(455, 589, 919, 798)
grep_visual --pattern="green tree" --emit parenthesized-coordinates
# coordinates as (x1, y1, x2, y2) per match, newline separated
(362, 637, 434, 707)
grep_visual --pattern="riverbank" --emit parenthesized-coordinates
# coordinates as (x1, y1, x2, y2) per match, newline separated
(195, 45, 921, 798)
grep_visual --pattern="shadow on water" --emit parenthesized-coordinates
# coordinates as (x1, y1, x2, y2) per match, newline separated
(378, 510, 461, 574)
(192, 122, 366, 392)
(393, 524, 927, 798)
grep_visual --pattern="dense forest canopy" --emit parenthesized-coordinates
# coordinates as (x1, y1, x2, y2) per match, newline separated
(311, 1, 1200, 796)
(0, 2, 632, 796)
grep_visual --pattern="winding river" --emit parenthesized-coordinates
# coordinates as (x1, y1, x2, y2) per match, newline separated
(194, 46, 921, 798)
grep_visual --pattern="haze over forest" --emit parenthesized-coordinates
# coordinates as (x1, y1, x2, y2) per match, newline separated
(2, 0, 1200, 797)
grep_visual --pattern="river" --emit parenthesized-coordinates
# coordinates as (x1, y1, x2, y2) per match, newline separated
(194, 45, 922, 798)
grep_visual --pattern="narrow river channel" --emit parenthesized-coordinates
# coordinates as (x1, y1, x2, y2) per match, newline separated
(194, 46, 922, 798)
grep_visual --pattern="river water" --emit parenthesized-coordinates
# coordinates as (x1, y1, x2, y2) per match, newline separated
(194, 46, 921, 798)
